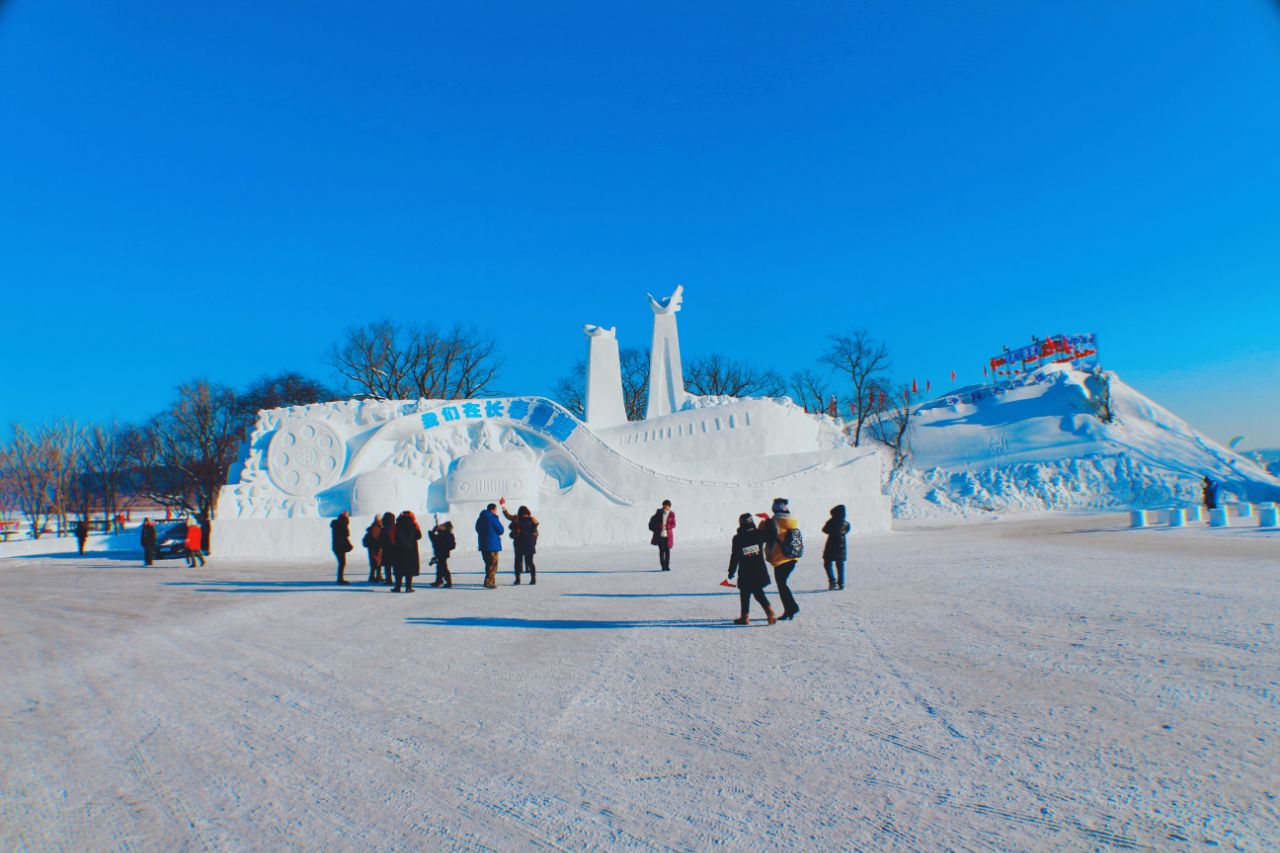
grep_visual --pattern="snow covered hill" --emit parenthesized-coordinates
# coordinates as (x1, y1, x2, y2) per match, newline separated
(886, 364, 1280, 518)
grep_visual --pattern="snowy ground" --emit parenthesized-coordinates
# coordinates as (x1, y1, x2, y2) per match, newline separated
(2, 515, 1277, 850)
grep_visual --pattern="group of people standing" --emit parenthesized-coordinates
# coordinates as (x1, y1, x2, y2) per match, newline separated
(328, 496, 852, 626)
(331, 500, 538, 592)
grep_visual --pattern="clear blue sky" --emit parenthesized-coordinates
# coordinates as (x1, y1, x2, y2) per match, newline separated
(2, 1, 1278, 446)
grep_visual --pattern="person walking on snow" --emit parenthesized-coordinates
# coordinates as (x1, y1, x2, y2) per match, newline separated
(362, 516, 383, 583)
(822, 505, 850, 591)
(727, 513, 776, 625)
(761, 498, 801, 620)
(649, 500, 676, 571)
(140, 518, 157, 566)
(392, 511, 421, 593)
(331, 511, 352, 585)
(476, 504, 504, 589)
(185, 520, 206, 567)
(1202, 476, 1221, 513)
(428, 519, 456, 588)
(502, 500, 540, 585)
(378, 511, 397, 585)
(74, 518, 89, 555)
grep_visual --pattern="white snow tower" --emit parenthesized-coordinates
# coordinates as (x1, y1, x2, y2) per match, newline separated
(583, 324, 628, 429)
(645, 285, 687, 419)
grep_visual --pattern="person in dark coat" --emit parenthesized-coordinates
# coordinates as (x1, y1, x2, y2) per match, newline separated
(378, 511, 396, 585)
(140, 518, 157, 566)
(362, 517, 383, 583)
(648, 500, 676, 571)
(428, 519, 456, 588)
(1202, 476, 1221, 512)
(502, 502, 540, 585)
(821, 505, 851, 591)
(74, 518, 89, 555)
(331, 512, 352, 585)
(475, 504, 504, 589)
(392, 511, 422, 593)
(727, 514, 776, 625)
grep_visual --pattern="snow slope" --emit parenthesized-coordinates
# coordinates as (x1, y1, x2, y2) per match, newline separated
(889, 365, 1280, 518)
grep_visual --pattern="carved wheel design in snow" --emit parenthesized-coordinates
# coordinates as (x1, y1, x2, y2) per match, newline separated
(266, 419, 345, 496)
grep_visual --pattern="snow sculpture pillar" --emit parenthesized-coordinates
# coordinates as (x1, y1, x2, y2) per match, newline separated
(584, 325, 627, 429)
(645, 285, 687, 419)
(1129, 510, 1147, 529)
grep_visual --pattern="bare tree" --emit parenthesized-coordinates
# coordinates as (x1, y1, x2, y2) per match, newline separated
(6, 420, 82, 538)
(82, 421, 132, 529)
(871, 382, 915, 469)
(821, 330, 891, 447)
(328, 321, 502, 400)
(552, 348, 650, 422)
(685, 354, 785, 398)
(236, 372, 337, 430)
(789, 369, 832, 414)
(140, 381, 243, 519)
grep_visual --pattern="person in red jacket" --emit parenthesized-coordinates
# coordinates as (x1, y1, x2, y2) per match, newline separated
(648, 500, 676, 571)
(185, 520, 206, 567)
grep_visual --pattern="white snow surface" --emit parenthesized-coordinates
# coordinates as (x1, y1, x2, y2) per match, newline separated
(889, 365, 1280, 519)
(2, 514, 1277, 849)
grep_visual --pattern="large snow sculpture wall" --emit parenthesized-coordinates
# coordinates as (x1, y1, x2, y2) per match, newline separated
(216, 394, 891, 559)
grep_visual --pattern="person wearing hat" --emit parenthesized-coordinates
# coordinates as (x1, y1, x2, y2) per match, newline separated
(822, 505, 850, 591)
(760, 497, 802, 620)
(727, 513, 776, 625)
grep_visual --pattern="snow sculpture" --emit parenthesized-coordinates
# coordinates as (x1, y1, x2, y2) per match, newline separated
(584, 325, 627, 429)
(214, 286, 892, 559)
(645, 285, 687, 419)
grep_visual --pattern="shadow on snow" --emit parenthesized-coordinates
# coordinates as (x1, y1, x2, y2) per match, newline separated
(405, 615, 741, 630)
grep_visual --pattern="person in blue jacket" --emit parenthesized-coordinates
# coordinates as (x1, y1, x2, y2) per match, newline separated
(475, 503, 504, 589)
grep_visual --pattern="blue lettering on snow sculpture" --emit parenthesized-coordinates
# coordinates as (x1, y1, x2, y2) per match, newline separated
(421, 412, 440, 429)
(485, 400, 505, 418)
(508, 399, 531, 420)
(547, 413, 578, 443)
(462, 402, 482, 418)
(529, 403, 554, 429)
(442, 406, 461, 422)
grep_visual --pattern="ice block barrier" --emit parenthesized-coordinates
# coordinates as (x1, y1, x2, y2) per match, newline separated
(1209, 507, 1230, 528)
(1260, 504, 1279, 528)
(1186, 505, 1203, 523)
(1238, 502, 1255, 518)
(1130, 510, 1148, 529)
(1168, 508, 1186, 528)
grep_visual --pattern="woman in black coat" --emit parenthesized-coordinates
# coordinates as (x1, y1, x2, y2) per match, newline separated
(821, 504, 851, 590)
(392, 511, 422, 593)
(502, 504, 539, 585)
(727, 514, 775, 625)
(378, 511, 396, 586)
(330, 512, 352, 585)
(428, 520, 456, 588)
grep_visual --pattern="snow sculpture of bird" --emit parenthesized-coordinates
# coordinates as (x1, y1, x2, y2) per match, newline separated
(647, 285, 684, 315)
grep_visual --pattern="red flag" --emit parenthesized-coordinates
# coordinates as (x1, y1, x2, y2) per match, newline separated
(911, 379, 918, 394)
(879, 391, 887, 406)
(849, 402, 856, 417)
(950, 369, 956, 382)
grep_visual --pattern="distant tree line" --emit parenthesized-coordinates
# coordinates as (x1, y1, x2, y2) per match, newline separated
(1, 318, 926, 536)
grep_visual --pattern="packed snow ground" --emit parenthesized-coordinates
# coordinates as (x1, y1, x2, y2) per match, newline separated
(2, 516, 1277, 850)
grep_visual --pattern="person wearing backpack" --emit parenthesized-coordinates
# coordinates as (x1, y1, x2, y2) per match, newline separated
(727, 513, 776, 625)
(821, 505, 850, 590)
(761, 497, 802, 621)
(428, 519, 456, 588)
(648, 500, 676, 571)
(502, 501, 540, 585)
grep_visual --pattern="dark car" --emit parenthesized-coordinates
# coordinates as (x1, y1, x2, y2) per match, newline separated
(154, 523, 192, 559)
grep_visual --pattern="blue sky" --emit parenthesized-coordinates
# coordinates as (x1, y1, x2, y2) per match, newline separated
(2, 1, 1278, 446)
